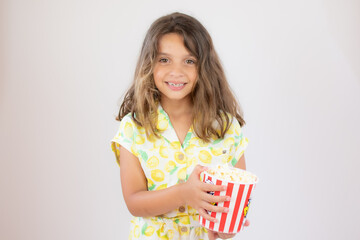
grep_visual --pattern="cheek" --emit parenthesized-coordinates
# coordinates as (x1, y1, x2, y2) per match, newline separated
(153, 69, 161, 84)
(189, 70, 198, 82)
(153, 66, 165, 81)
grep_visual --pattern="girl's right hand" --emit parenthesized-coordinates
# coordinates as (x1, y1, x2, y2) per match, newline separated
(180, 165, 230, 223)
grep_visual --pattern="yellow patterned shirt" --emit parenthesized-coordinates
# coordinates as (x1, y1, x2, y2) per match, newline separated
(111, 104, 248, 239)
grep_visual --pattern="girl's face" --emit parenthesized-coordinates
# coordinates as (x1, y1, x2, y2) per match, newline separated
(153, 33, 198, 105)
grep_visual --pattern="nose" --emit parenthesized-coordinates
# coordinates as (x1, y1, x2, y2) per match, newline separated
(169, 63, 184, 78)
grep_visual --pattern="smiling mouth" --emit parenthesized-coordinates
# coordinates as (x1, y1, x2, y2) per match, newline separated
(166, 82, 186, 87)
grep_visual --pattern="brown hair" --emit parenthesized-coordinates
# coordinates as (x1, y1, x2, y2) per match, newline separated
(117, 12, 245, 141)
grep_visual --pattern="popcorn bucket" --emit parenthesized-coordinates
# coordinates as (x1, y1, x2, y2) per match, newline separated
(199, 166, 258, 233)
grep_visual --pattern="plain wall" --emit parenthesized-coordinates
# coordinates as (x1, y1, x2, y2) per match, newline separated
(1, 0, 359, 239)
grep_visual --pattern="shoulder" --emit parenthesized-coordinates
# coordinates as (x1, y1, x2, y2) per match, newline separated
(223, 112, 243, 137)
(119, 113, 135, 130)
(120, 113, 146, 128)
(229, 113, 241, 129)
(210, 112, 242, 135)
(117, 113, 145, 138)
(221, 112, 242, 129)
(120, 112, 135, 123)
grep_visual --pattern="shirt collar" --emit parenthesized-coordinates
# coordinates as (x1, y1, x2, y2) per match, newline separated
(158, 104, 196, 149)
(156, 104, 177, 143)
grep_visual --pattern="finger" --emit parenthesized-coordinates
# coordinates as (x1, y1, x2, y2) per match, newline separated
(202, 202, 229, 213)
(198, 208, 218, 223)
(218, 233, 236, 238)
(193, 164, 208, 175)
(201, 182, 227, 192)
(207, 230, 218, 240)
(202, 192, 231, 203)
(244, 219, 250, 227)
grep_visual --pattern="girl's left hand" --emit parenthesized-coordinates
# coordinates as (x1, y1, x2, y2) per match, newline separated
(207, 219, 250, 240)
(207, 231, 235, 240)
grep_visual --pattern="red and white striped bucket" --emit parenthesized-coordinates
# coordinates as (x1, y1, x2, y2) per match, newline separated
(199, 169, 258, 233)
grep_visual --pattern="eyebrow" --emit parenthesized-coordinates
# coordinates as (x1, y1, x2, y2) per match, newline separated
(157, 52, 196, 58)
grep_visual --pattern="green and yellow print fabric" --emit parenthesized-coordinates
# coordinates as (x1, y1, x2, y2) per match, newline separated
(110, 105, 248, 239)
(129, 216, 209, 240)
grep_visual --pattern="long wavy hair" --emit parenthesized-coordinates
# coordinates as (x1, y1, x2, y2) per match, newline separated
(117, 12, 245, 142)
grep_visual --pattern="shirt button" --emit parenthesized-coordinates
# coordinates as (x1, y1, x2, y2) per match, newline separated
(179, 206, 186, 212)
(181, 226, 187, 232)
(222, 150, 227, 154)
(178, 153, 184, 160)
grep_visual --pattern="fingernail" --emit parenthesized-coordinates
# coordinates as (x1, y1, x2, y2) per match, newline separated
(226, 197, 231, 201)
(224, 208, 229, 213)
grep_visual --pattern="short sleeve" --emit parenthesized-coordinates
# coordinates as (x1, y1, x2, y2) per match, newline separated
(110, 114, 137, 167)
(230, 117, 249, 166)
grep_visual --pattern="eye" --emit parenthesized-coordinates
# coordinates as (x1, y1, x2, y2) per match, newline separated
(185, 59, 196, 64)
(159, 58, 169, 63)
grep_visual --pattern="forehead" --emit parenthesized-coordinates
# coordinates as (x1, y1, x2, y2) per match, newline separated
(157, 33, 192, 56)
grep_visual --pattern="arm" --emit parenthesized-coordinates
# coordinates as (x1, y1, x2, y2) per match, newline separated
(234, 153, 246, 170)
(119, 145, 182, 216)
(119, 145, 229, 220)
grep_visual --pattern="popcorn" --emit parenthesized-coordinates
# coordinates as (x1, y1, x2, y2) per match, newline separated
(199, 165, 258, 233)
(206, 165, 257, 183)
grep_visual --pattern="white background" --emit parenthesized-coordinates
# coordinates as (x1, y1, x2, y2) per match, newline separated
(1, 0, 360, 239)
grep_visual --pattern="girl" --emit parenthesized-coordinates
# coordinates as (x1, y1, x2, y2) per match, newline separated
(111, 12, 249, 240)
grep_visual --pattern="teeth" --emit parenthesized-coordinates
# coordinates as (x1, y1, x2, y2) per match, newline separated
(168, 82, 184, 87)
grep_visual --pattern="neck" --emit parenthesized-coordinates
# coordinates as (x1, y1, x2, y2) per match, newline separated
(160, 97, 193, 117)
